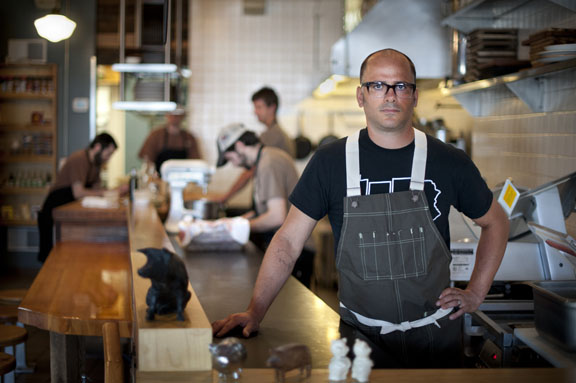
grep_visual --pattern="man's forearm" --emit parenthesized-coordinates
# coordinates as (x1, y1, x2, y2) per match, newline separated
(467, 203, 509, 299)
(246, 231, 301, 321)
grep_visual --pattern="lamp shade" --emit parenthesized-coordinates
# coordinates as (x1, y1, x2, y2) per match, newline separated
(34, 14, 77, 43)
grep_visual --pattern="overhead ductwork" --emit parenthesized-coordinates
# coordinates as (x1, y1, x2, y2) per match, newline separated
(331, 0, 451, 79)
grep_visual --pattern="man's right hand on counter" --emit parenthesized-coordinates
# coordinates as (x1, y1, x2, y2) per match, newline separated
(211, 310, 260, 338)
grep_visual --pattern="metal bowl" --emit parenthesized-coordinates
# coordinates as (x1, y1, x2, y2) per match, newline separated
(184, 198, 223, 220)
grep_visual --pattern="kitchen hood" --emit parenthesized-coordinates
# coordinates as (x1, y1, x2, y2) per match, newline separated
(331, 0, 451, 79)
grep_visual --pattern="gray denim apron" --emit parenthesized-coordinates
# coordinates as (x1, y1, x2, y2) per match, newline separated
(336, 129, 462, 368)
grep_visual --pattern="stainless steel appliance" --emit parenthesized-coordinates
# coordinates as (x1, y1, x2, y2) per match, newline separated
(449, 172, 576, 367)
(160, 159, 214, 233)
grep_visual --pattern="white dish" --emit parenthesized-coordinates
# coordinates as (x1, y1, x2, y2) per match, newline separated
(544, 44, 576, 52)
(535, 55, 576, 64)
(539, 49, 576, 56)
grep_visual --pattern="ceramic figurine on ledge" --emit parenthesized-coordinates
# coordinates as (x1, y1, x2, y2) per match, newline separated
(209, 337, 247, 382)
(352, 339, 373, 383)
(137, 247, 191, 321)
(329, 338, 351, 382)
(267, 343, 312, 383)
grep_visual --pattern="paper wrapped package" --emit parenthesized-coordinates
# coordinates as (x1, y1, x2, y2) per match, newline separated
(178, 216, 250, 252)
(81, 196, 119, 209)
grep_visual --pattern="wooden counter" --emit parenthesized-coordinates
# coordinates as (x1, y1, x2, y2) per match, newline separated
(18, 240, 132, 382)
(18, 241, 132, 337)
(136, 367, 576, 383)
(53, 199, 128, 242)
(127, 203, 212, 373)
(18, 200, 576, 382)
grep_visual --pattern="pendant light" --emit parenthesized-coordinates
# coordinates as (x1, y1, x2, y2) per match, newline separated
(34, 12, 76, 43)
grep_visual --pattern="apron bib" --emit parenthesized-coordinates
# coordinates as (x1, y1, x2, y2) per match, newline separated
(336, 129, 458, 349)
(155, 129, 188, 174)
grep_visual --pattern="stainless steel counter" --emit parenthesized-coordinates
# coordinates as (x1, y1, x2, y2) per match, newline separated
(175, 241, 340, 368)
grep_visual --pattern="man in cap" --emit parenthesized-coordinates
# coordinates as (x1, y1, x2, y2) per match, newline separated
(216, 123, 315, 288)
(138, 107, 201, 175)
(216, 87, 294, 204)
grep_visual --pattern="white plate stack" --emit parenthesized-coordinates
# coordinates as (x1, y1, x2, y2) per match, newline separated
(535, 44, 576, 65)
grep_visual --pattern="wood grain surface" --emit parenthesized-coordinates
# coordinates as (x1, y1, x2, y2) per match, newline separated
(18, 241, 132, 337)
(128, 204, 212, 372)
(135, 367, 576, 383)
(53, 199, 128, 242)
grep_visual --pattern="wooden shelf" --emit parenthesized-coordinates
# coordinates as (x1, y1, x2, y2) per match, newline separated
(0, 92, 54, 100)
(0, 63, 57, 230)
(0, 124, 55, 131)
(0, 219, 37, 227)
(0, 187, 50, 195)
(0, 155, 55, 163)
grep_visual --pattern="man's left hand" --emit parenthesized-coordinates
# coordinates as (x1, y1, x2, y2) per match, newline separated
(436, 287, 483, 320)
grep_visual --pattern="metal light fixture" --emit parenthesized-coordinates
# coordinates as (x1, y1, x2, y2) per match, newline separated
(34, 13, 76, 43)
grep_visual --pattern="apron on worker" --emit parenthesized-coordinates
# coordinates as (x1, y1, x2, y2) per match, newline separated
(155, 128, 188, 175)
(336, 128, 461, 368)
(37, 151, 95, 263)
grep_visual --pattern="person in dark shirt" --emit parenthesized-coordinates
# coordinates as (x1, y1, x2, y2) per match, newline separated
(211, 49, 510, 368)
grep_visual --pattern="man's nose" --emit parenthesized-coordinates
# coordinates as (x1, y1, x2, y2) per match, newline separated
(383, 87, 397, 102)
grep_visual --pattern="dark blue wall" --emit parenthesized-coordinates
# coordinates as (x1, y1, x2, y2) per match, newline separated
(0, 0, 97, 157)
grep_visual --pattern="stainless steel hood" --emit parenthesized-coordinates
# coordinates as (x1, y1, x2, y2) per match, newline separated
(331, 0, 451, 79)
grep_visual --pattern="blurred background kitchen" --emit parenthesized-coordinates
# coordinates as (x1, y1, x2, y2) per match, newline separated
(0, 0, 575, 269)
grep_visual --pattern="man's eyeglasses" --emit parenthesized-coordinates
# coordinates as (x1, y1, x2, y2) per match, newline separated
(361, 81, 416, 99)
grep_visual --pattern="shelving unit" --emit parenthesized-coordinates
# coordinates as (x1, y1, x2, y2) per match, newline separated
(446, 58, 576, 116)
(0, 63, 57, 227)
(442, 0, 576, 117)
(442, 0, 576, 33)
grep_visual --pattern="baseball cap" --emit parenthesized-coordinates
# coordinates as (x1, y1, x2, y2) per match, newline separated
(216, 123, 248, 167)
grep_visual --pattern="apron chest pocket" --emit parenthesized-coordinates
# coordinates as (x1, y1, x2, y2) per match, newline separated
(356, 227, 427, 280)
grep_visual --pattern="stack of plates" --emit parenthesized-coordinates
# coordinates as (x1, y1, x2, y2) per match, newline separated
(535, 44, 576, 64)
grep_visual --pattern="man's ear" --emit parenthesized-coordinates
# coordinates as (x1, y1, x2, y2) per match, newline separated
(356, 86, 364, 108)
(234, 141, 245, 152)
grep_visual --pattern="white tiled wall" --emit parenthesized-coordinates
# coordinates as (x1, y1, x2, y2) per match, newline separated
(472, 111, 576, 235)
(187, 0, 344, 196)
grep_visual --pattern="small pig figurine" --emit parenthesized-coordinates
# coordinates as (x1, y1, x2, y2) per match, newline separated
(137, 247, 191, 321)
(329, 338, 351, 382)
(351, 339, 373, 383)
(209, 337, 247, 381)
(267, 343, 311, 383)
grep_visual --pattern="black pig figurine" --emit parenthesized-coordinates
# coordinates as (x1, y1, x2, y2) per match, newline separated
(137, 247, 191, 321)
(267, 343, 311, 383)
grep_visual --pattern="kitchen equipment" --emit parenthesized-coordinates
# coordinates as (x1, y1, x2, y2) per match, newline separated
(453, 172, 576, 367)
(184, 198, 223, 220)
(450, 171, 576, 282)
(161, 159, 214, 233)
(529, 281, 576, 352)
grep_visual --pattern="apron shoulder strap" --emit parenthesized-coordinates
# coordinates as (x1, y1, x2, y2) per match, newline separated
(345, 130, 361, 197)
(409, 128, 427, 191)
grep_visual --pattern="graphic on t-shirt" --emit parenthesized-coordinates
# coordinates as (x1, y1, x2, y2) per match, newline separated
(361, 176, 442, 220)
